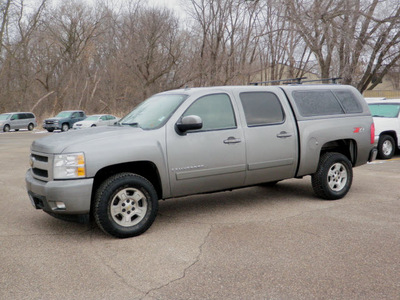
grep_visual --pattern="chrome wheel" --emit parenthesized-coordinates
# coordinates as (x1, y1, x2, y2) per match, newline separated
(382, 140, 393, 156)
(327, 163, 347, 192)
(110, 187, 148, 227)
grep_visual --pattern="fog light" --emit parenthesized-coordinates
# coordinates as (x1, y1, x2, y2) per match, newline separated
(55, 202, 66, 210)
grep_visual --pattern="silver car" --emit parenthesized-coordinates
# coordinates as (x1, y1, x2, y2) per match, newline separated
(73, 114, 119, 129)
(0, 112, 37, 132)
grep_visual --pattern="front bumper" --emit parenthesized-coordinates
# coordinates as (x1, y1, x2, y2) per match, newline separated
(43, 124, 60, 130)
(25, 170, 93, 214)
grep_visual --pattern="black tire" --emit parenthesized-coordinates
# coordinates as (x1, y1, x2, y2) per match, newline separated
(14, 129, 19, 131)
(91, 124, 96, 127)
(47, 129, 54, 132)
(377, 135, 395, 159)
(311, 152, 353, 200)
(61, 123, 69, 132)
(3, 124, 10, 132)
(94, 173, 158, 238)
(28, 123, 34, 131)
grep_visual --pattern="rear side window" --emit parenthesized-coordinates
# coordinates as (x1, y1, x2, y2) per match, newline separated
(240, 92, 285, 126)
(25, 113, 34, 119)
(292, 90, 344, 117)
(334, 90, 362, 113)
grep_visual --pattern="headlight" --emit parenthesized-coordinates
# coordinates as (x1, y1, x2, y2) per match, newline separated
(53, 153, 86, 179)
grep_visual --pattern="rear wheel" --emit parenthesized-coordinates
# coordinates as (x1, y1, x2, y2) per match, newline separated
(47, 129, 54, 132)
(94, 173, 158, 238)
(377, 135, 395, 159)
(3, 125, 10, 132)
(312, 152, 353, 200)
(28, 123, 34, 131)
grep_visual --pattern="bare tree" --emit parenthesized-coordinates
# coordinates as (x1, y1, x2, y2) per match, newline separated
(285, 0, 400, 92)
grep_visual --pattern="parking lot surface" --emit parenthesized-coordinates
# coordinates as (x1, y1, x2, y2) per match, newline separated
(1, 130, 399, 299)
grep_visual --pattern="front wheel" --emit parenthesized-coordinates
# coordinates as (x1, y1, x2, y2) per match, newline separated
(94, 173, 158, 238)
(3, 124, 10, 132)
(377, 135, 395, 159)
(312, 152, 353, 200)
(61, 123, 69, 132)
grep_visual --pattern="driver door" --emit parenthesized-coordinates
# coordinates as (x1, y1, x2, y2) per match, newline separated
(167, 93, 246, 197)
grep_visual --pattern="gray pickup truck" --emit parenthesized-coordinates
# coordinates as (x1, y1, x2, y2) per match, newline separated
(26, 85, 377, 238)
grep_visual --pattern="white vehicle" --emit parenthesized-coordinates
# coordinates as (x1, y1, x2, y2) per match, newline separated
(367, 99, 400, 159)
(73, 114, 119, 129)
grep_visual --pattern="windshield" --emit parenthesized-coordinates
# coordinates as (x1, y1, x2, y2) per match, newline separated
(368, 104, 400, 118)
(119, 94, 188, 130)
(0, 114, 11, 121)
(55, 111, 73, 118)
(85, 115, 100, 121)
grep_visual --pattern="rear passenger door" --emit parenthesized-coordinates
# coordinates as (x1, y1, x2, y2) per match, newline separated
(10, 114, 22, 130)
(236, 90, 299, 185)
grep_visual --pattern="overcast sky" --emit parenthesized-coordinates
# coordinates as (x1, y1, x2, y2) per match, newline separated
(146, 0, 186, 17)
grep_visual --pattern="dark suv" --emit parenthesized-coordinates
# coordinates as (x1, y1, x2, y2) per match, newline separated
(43, 110, 86, 132)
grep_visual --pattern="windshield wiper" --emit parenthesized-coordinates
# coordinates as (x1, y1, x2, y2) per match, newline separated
(121, 122, 140, 127)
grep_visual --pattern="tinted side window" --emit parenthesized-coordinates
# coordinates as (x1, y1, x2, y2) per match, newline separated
(292, 90, 344, 117)
(240, 92, 285, 126)
(26, 113, 34, 119)
(333, 90, 362, 113)
(183, 93, 236, 131)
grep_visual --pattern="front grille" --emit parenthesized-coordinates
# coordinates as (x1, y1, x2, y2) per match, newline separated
(32, 154, 48, 162)
(45, 121, 55, 125)
(32, 168, 48, 178)
(31, 152, 52, 181)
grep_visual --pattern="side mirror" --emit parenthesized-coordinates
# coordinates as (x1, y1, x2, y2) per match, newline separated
(176, 115, 202, 134)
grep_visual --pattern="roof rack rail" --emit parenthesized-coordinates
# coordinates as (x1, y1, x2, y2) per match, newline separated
(249, 77, 342, 86)
(301, 77, 342, 84)
(249, 77, 307, 86)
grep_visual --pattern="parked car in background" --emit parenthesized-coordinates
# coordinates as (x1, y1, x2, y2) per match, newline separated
(43, 110, 86, 132)
(367, 99, 400, 159)
(73, 114, 119, 129)
(0, 112, 37, 132)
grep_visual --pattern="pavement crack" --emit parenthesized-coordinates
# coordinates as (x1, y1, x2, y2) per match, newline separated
(141, 225, 213, 300)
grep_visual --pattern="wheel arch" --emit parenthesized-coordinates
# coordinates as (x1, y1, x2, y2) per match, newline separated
(320, 139, 357, 166)
(379, 130, 398, 146)
(91, 161, 163, 205)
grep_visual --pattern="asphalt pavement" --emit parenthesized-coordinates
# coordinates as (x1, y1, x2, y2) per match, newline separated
(1, 130, 399, 299)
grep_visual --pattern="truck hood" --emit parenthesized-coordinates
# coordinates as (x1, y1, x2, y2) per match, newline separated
(373, 117, 399, 135)
(31, 126, 143, 153)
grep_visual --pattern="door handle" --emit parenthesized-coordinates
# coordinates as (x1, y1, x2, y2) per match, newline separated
(223, 136, 242, 144)
(276, 131, 292, 138)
